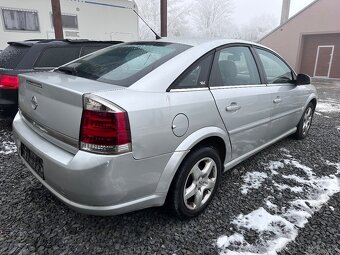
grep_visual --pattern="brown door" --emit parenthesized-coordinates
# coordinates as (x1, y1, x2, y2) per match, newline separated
(314, 46, 334, 77)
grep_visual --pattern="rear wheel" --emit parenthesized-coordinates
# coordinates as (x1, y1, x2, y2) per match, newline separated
(294, 102, 315, 139)
(169, 147, 222, 219)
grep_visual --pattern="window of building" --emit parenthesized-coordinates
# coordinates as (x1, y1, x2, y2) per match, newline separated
(51, 14, 78, 29)
(2, 8, 39, 31)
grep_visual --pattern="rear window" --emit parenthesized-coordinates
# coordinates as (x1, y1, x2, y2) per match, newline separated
(35, 47, 81, 68)
(57, 42, 191, 87)
(0, 45, 29, 69)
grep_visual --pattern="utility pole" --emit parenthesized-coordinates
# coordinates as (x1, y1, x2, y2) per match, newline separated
(51, 0, 64, 39)
(280, 0, 291, 25)
(160, 0, 167, 37)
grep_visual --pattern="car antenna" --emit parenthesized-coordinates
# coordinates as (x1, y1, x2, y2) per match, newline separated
(133, 9, 161, 40)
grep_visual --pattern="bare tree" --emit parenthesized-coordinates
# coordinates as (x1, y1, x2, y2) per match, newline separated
(190, 0, 234, 38)
(234, 14, 279, 42)
(134, 0, 191, 39)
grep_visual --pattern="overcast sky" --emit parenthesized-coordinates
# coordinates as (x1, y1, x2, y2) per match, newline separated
(232, 0, 315, 25)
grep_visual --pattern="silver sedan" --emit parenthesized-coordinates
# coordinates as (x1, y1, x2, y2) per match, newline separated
(13, 39, 317, 218)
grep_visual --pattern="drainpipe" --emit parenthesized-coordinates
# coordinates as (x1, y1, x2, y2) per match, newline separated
(51, 0, 64, 39)
(280, 0, 291, 24)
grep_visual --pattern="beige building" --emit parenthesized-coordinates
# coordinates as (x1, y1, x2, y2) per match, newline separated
(260, 0, 340, 79)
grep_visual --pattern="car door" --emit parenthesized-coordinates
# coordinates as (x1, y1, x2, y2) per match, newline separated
(254, 48, 303, 141)
(209, 45, 272, 159)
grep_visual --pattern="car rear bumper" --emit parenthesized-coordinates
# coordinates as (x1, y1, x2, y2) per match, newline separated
(13, 113, 172, 215)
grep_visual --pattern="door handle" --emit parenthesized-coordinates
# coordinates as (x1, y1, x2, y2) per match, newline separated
(226, 103, 241, 112)
(273, 97, 282, 104)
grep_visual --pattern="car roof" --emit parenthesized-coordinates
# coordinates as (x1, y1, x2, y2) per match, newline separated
(156, 37, 265, 48)
(7, 39, 122, 47)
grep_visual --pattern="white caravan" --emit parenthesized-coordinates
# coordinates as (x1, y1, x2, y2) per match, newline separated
(0, 0, 138, 49)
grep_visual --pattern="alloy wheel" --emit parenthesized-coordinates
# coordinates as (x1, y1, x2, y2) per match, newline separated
(302, 107, 313, 136)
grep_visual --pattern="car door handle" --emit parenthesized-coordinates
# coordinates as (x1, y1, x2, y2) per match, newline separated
(273, 97, 282, 104)
(226, 103, 241, 112)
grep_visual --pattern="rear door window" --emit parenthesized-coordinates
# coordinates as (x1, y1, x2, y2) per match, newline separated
(210, 46, 261, 86)
(34, 47, 81, 68)
(0, 45, 29, 69)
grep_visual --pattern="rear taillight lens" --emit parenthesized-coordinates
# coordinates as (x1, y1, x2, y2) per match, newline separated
(0, 75, 19, 89)
(80, 95, 131, 154)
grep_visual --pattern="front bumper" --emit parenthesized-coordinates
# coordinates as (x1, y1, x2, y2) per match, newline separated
(13, 113, 171, 215)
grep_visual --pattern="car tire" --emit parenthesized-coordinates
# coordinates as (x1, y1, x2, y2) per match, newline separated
(168, 146, 222, 219)
(294, 102, 315, 140)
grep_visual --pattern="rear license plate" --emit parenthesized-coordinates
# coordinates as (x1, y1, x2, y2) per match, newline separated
(21, 143, 44, 179)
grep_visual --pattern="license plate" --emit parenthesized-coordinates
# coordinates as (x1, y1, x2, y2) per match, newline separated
(21, 143, 44, 179)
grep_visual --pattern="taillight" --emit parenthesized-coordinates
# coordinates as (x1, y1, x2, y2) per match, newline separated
(0, 75, 19, 89)
(79, 94, 131, 154)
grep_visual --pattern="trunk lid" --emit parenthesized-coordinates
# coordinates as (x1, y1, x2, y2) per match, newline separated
(19, 72, 124, 145)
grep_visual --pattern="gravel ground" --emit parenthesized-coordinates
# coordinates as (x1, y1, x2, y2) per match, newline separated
(0, 83, 339, 255)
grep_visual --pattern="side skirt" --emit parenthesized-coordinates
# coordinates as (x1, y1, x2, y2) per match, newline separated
(223, 128, 297, 172)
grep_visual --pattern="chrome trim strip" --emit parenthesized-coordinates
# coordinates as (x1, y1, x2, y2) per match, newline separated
(26, 80, 43, 88)
(210, 84, 267, 90)
(170, 87, 209, 92)
(20, 110, 79, 148)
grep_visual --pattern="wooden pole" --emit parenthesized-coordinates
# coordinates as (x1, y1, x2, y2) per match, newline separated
(160, 0, 167, 37)
(51, 0, 64, 39)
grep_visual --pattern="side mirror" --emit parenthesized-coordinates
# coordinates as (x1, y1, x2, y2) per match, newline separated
(296, 73, 311, 85)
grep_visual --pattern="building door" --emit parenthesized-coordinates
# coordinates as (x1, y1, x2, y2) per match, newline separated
(314, 45, 334, 77)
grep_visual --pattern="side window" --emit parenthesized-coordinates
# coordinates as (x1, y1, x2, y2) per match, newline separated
(256, 48, 293, 84)
(2, 8, 39, 31)
(34, 47, 81, 68)
(172, 54, 213, 89)
(210, 46, 261, 86)
(80, 46, 106, 57)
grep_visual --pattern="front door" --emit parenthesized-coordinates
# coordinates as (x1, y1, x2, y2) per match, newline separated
(255, 48, 303, 141)
(314, 45, 334, 78)
(209, 46, 272, 159)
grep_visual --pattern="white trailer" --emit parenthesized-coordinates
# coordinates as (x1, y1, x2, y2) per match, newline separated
(0, 0, 139, 49)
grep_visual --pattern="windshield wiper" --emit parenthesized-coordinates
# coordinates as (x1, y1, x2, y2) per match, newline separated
(56, 66, 78, 76)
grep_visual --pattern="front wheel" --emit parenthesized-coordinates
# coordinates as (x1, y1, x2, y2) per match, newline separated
(294, 102, 315, 140)
(168, 147, 222, 219)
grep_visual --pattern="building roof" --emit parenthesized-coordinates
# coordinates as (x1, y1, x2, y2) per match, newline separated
(259, 0, 321, 42)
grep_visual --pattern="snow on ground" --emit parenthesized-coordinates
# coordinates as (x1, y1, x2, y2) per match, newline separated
(316, 99, 340, 113)
(217, 149, 340, 255)
(0, 140, 17, 155)
(240, 172, 268, 194)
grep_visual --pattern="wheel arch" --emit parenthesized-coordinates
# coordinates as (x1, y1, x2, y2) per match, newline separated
(155, 127, 231, 200)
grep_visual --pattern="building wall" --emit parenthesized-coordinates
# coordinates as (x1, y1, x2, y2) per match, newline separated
(259, 0, 340, 73)
(0, 0, 138, 49)
(300, 33, 340, 78)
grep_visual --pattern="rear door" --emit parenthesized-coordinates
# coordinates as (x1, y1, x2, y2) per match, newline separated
(254, 48, 303, 140)
(209, 45, 272, 159)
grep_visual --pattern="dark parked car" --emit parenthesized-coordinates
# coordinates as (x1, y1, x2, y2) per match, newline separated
(0, 39, 121, 117)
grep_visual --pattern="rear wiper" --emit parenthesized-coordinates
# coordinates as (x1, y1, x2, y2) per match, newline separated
(56, 66, 78, 76)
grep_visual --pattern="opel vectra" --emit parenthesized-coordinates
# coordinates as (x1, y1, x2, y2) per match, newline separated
(13, 39, 317, 218)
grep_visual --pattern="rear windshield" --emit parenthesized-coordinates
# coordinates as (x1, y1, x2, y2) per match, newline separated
(0, 45, 29, 69)
(56, 42, 191, 87)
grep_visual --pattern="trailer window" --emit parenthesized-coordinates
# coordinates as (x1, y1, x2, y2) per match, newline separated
(2, 8, 39, 31)
(0, 45, 29, 69)
(35, 47, 81, 68)
(50, 14, 78, 29)
(57, 42, 191, 87)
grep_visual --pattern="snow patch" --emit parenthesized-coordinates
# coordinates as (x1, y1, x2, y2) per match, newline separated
(240, 172, 268, 195)
(218, 154, 340, 255)
(0, 140, 17, 155)
(316, 100, 340, 113)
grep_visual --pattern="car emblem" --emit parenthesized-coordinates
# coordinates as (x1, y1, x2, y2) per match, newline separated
(31, 96, 38, 110)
